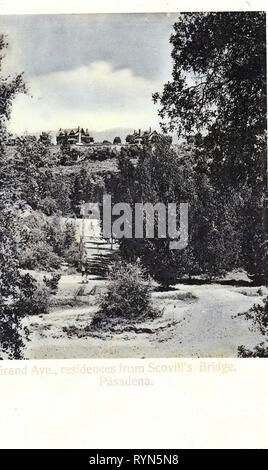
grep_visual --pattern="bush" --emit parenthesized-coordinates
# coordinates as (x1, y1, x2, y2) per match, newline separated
(244, 235, 268, 285)
(141, 240, 180, 289)
(237, 296, 268, 357)
(43, 273, 61, 294)
(64, 241, 81, 269)
(116, 137, 241, 287)
(17, 213, 78, 271)
(240, 296, 268, 336)
(91, 261, 161, 329)
(240, 190, 268, 285)
(20, 242, 62, 271)
(238, 343, 268, 357)
(17, 284, 50, 316)
(1, 275, 49, 358)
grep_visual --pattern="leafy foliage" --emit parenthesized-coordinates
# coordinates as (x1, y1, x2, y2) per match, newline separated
(43, 273, 61, 294)
(238, 343, 268, 358)
(238, 296, 268, 357)
(153, 11, 266, 189)
(0, 35, 26, 153)
(91, 261, 160, 329)
(17, 213, 78, 271)
(0, 205, 49, 358)
(0, 35, 47, 358)
(240, 296, 268, 336)
(116, 138, 242, 287)
(239, 189, 268, 285)
(0, 137, 72, 215)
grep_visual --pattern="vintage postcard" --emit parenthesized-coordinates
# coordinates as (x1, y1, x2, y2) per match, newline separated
(0, 0, 267, 451)
(0, 9, 266, 360)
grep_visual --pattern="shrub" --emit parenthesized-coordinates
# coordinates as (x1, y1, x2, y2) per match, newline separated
(237, 296, 268, 357)
(91, 261, 161, 329)
(244, 235, 268, 285)
(43, 273, 61, 294)
(238, 344, 268, 357)
(19, 242, 61, 271)
(240, 190, 268, 285)
(116, 137, 241, 286)
(17, 213, 78, 271)
(240, 296, 268, 336)
(141, 240, 180, 289)
(37, 196, 58, 216)
(64, 241, 81, 269)
(1, 276, 50, 359)
(17, 284, 50, 316)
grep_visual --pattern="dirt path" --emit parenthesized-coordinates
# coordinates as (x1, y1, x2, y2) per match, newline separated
(170, 284, 265, 357)
(22, 275, 266, 359)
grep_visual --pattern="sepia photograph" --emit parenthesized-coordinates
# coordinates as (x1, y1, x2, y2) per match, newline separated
(0, 10, 267, 361)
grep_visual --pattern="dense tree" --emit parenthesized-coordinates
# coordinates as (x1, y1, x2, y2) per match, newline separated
(238, 296, 268, 357)
(0, 35, 26, 153)
(0, 35, 50, 358)
(153, 11, 266, 189)
(125, 134, 135, 144)
(39, 131, 52, 145)
(116, 138, 242, 287)
(0, 195, 51, 358)
(16, 210, 80, 271)
(91, 261, 160, 330)
(113, 136, 121, 144)
(152, 12, 267, 284)
(238, 187, 268, 284)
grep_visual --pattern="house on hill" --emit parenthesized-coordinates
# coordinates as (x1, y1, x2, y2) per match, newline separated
(126, 128, 161, 145)
(56, 127, 94, 145)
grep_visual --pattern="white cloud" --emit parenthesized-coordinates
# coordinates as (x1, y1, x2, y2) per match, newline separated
(8, 61, 163, 134)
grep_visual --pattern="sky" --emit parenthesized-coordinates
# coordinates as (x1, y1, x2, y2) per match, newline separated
(0, 13, 179, 136)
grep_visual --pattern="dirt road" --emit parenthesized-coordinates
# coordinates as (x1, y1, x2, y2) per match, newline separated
(22, 273, 266, 359)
